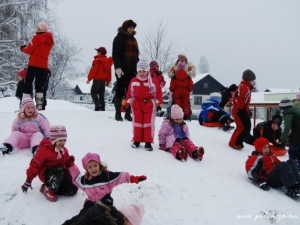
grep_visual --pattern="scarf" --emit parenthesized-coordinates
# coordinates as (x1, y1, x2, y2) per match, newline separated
(125, 36, 139, 67)
(136, 74, 155, 95)
(55, 147, 64, 159)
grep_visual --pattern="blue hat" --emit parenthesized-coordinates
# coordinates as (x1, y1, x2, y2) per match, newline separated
(210, 92, 222, 103)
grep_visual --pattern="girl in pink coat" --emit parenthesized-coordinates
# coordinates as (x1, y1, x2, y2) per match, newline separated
(158, 104, 205, 161)
(63, 152, 147, 225)
(0, 98, 50, 155)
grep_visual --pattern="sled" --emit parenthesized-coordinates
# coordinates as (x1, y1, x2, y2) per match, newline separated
(269, 145, 288, 156)
(202, 122, 223, 128)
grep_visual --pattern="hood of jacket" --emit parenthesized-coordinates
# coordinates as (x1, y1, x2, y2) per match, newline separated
(37, 32, 54, 47)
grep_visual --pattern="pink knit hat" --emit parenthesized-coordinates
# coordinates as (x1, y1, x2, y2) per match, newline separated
(149, 61, 159, 70)
(82, 152, 101, 169)
(176, 61, 186, 71)
(171, 104, 184, 119)
(19, 98, 37, 119)
(296, 92, 300, 100)
(50, 125, 67, 144)
(37, 22, 48, 32)
(119, 204, 145, 225)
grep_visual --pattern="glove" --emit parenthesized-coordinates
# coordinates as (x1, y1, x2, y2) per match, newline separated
(130, 175, 147, 184)
(69, 155, 75, 167)
(21, 179, 32, 193)
(115, 68, 124, 78)
(2, 148, 12, 155)
(258, 181, 270, 191)
(20, 45, 26, 51)
(159, 144, 166, 150)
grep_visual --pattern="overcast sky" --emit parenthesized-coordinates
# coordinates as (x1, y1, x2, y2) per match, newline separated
(52, 0, 300, 91)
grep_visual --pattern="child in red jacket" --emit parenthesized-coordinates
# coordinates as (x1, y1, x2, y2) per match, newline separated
(229, 69, 256, 150)
(21, 125, 78, 202)
(246, 137, 300, 198)
(87, 47, 113, 111)
(149, 61, 166, 88)
(169, 61, 193, 120)
(126, 59, 163, 151)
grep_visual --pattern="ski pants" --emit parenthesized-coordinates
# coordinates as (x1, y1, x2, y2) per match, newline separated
(24, 66, 48, 95)
(211, 111, 230, 124)
(288, 143, 300, 161)
(170, 138, 198, 158)
(91, 80, 106, 110)
(4, 131, 44, 151)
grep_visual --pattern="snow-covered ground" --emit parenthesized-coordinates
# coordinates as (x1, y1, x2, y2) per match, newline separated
(0, 97, 299, 225)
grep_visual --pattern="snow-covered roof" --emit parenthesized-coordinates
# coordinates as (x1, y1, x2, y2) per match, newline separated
(69, 77, 112, 94)
(264, 88, 293, 93)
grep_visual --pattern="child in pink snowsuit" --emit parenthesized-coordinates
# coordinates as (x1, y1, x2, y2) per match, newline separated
(158, 104, 205, 161)
(0, 98, 50, 155)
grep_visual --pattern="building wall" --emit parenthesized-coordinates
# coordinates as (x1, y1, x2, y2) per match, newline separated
(264, 92, 297, 101)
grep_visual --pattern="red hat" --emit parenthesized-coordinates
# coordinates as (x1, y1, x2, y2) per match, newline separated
(149, 61, 159, 70)
(18, 69, 27, 78)
(95, 47, 107, 55)
(253, 137, 269, 153)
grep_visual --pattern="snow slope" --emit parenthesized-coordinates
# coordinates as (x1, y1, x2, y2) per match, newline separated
(0, 97, 299, 225)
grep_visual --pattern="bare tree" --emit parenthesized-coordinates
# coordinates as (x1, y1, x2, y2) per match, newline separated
(140, 19, 176, 73)
(199, 55, 209, 73)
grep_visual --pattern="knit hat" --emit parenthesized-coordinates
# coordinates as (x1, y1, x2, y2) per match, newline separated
(254, 137, 269, 153)
(210, 92, 222, 103)
(122, 19, 137, 30)
(271, 114, 282, 126)
(171, 104, 184, 119)
(119, 204, 145, 225)
(279, 98, 293, 110)
(176, 61, 186, 71)
(178, 50, 186, 57)
(37, 22, 48, 32)
(242, 69, 256, 81)
(149, 61, 159, 70)
(82, 152, 101, 169)
(137, 59, 150, 71)
(18, 68, 27, 78)
(95, 47, 107, 55)
(228, 84, 237, 92)
(50, 125, 67, 144)
(296, 92, 300, 100)
(19, 98, 37, 119)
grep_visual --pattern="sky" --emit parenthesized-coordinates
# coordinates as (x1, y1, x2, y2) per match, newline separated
(50, 0, 300, 91)
(1, 97, 300, 225)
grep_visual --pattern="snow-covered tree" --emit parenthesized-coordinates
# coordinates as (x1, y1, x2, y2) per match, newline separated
(199, 55, 209, 73)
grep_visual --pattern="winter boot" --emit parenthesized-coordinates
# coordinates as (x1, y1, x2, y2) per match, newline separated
(223, 124, 234, 131)
(192, 147, 205, 161)
(0, 143, 13, 155)
(286, 184, 300, 198)
(145, 142, 153, 151)
(35, 92, 44, 110)
(40, 184, 57, 202)
(176, 147, 187, 161)
(95, 105, 101, 111)
(131, 142, 140, 148)
(124, 107, 132, 121)
(114, 97, 123, 121)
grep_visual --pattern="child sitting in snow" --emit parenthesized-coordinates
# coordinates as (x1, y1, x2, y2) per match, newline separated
(149, 60, 166, 88)
(158, 104, 205, 161)
(0, 98, 50, 156)
(126, 59, 163, 151)
(245, 137, 300, 198)
(62, 152, 147, 225)
(198, 92, 234, 131)
(21, 125, 78, 201)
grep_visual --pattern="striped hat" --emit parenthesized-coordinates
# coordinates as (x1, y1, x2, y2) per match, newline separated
(19, 98, 37, 119)
(137, 59, 150, 71)
(279, 98, 293, 110)
(50, 125, 67, 144)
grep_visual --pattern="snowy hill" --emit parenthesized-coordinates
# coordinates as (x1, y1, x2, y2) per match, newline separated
(0, 97, 298, 225)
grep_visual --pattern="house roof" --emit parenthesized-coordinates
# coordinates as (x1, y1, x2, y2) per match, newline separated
(264, 88, 293, 93)
(69, 77, 112, 94)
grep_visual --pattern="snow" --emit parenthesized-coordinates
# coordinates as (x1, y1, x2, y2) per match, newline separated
(0, 97, 299, 225)
(264, 88, 294, 93)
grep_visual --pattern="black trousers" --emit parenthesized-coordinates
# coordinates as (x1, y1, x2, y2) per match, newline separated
(211, 111, 230, 124)
(114, 73, 135, 98)
(62, 200, 95, 225)
(42, 72, 50, 109)
(91, 80, 106, 110)
(44, 166, 78, 196)
(267, 160, 300, 189)
(24, 66, 48, 94)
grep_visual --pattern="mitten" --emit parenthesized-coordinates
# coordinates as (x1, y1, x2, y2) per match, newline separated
(159, 144, 166, 150)
(130, 175, 147, 184)
(115, 68, 124, 78)
(20, 45, 26, 51)
(258, 181, 270, 191)
(21, 179, 32, 193)
(69, 155, 75, 167)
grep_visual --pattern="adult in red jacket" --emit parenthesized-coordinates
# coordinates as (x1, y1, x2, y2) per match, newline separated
(87, 47, 113, 111)
(21, 22, 54, 110)
(21, 125, 78, 202)
(169, 61, 193, 120)
(229, 70, 255, 149)
(126, 60, 163, 151)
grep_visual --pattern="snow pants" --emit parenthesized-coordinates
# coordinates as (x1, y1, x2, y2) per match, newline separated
(24, 66, 48, 95)
(211, 111, 231, 124)
(173, 91, 191, 119)
(266, 160, 300, 189)
(288, 143, 300, 161)
(4, 131, 44, 151)
(170, 138, 198, 158)
(229, 108, 251, 147)
(91, 80, 106, 110)
(131, 98, 156, 143)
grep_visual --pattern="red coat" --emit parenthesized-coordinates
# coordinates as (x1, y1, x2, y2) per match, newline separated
(150, 69, 166, 87)
(232, 80, 254, 115)
(26, 138, 70, 183)
(169, 70, 193, 99)
(87, 55, 113, 84)
(22, 32, 54, 68)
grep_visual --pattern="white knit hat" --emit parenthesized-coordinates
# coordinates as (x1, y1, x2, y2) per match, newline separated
(178, 50, 186, 57)
(137, 59, 150, 71)
(119, 204, 145, 225)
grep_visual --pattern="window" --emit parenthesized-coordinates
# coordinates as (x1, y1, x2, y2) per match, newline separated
(80, 96, 83, 101)
(203, 83, 208, 88)
(194, 96, 202, 105)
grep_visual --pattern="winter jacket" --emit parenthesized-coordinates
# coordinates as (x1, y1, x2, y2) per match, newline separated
(232, 80, 254, 116)
(168, 60, 196, 78)
(200, 99, 230, 123)
(68, 165, 130, 203)
(169, 70, 193, 99)
(112, 27, 139, 74)
(22, 32, 54, 68)
(158, 119, 190, 149)
(150, 69, 166, 87)
(11, 113, 50, 138)
(290, 113, 300, 145)
(252, 121, 282, 145)
(15, 80, 25, 99)
(72, 202, 124, 225)
(280, 107, 300, 143)
(292, 99, 300, 111)
(245, 151, 281, 183)
(219, 87, 232, 108)
(87, 55, 113, 84)
(26, 138, 71, 183)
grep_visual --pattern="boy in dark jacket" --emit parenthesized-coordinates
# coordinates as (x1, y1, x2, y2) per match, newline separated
(219, 84, 237, 109)
(246, 137, 300, 198)
(16, 68, 27, 108)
